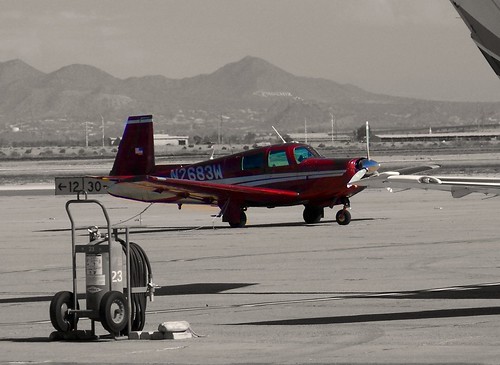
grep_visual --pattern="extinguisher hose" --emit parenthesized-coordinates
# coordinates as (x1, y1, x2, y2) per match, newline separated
(115, 238, 152, 332)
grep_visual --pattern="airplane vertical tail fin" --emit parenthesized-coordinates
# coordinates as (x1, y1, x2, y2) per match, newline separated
(110, 115, 155, 176)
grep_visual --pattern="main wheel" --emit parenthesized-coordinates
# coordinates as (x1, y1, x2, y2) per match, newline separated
(229, 211, 247, 228)
(49, 290, 79, 332)
(303, 206, 324, 224)
(99, 291, 129, 335)
(336, 209, 351, 225)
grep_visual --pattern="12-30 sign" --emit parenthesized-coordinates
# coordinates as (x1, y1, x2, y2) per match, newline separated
(55, 177, 114, 195)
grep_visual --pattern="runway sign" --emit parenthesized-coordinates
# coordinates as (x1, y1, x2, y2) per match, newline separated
(55, 177, 114, 195)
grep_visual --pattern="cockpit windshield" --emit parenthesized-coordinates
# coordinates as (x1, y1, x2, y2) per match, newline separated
(293, 146, 320, 163)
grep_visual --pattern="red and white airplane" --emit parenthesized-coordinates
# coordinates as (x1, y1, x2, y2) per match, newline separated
(104, 114, 381, 227)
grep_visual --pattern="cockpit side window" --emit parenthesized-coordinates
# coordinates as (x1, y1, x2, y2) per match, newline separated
(294, 146, 316, 163)
(268, 150, 290, 167)
(242, 152, 264, 170)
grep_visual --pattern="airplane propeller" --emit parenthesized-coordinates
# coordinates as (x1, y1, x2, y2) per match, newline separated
(349, 158, 380, 187)
(357, 158, 380, 175)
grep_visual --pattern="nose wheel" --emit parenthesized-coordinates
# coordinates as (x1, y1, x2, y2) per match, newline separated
(336, 209, 351, 225)
(336, 197, 351, 225)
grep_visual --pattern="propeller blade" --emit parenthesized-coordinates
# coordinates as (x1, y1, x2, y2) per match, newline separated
(348, 169, 367, 187)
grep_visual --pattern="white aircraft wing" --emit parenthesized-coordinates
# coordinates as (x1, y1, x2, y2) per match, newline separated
(359, 172, 500, 198)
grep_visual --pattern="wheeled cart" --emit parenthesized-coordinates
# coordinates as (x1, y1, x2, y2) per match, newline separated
(49, 192, 154, 340)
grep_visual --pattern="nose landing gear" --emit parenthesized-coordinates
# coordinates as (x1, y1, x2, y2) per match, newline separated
(335, 209, 351, 225)
(335, 197, 351, 226)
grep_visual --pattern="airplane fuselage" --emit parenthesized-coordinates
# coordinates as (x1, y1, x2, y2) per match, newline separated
(149, 143, 365, 207)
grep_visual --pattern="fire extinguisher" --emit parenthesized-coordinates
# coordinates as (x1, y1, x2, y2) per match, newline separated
(85, 226, 127, 334)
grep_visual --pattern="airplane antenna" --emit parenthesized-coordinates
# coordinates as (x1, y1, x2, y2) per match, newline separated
(209, 146, 215, 160)
(272, 126, 287, 143)
(365, 121, 371, 160)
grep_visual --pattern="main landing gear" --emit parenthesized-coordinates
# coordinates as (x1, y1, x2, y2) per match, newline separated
(229, 210, 247, 228)
(303, 206, 324, 224)
(221, 203, 248, 228)
(302, 197, 352, 226)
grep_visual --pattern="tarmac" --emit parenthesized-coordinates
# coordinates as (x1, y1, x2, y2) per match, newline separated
(1, 187, 500, 364)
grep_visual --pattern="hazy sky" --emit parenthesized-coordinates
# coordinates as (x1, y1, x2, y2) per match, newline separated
(2, 0, 500, 102)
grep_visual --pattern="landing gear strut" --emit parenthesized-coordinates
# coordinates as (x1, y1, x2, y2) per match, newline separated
(335, 197, 351, 226)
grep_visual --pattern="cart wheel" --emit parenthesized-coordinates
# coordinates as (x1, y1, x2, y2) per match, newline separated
(99, 291, 129, 335)
(49, 291, 79, 332)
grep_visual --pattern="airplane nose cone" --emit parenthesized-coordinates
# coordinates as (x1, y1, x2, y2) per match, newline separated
(358, 158, 380, 175)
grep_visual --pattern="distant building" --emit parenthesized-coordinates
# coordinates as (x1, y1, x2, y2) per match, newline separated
(376, 130, 500, 142)
(288, 133, 351, 143)
(154, 134, 189, 146)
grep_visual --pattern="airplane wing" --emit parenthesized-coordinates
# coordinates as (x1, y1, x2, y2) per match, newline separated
(107, 175, 300, 205)
(358, 171, 500, 198)
(451, 0, 500, 78)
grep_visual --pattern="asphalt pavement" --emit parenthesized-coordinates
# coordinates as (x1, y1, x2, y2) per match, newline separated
(1, 188, 500, 364)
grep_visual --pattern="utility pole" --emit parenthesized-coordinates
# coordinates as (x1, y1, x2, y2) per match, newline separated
(330, 113, 335, 143)
(218, 115, 222, 145)
(365, 121, 370, 160)
(218, 115, 229, 145)
(101, 115, 105, 147)
(304, 118, 307, 144)
(85, 121, 89, 147)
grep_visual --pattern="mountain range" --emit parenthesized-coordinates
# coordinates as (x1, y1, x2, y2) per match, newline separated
(1, 56, 499, 144)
